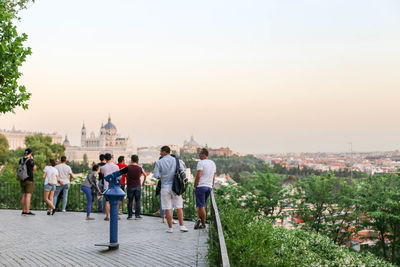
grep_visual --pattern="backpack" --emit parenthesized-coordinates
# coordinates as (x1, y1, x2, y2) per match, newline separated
(48, 171, 58, 185)
(17, 158, 30, 181)
(172, 157, 188, 196)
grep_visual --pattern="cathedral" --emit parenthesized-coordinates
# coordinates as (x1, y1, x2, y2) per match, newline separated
(65, 116, 136, 164)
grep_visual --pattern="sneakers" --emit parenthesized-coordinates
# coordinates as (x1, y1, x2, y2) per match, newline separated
(127, 216, 133, 220)
(25, 212, 35, 216)
(62, 210, 66, 213)
(51, 209, 56, 215)
(172, 220, 178, 224)
(21, 211, 26, 215)
(86, 217, 95, 220)
(180, 225, 188, 232)
(166, 228, 174, 233)
(194, 219, 201, 229)
(135, 215, 143, 219)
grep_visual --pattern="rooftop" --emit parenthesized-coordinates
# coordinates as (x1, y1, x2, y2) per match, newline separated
(0, 210, 208, 266)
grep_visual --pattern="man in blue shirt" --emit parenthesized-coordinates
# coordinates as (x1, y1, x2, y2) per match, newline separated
(153, 146, 188, 233)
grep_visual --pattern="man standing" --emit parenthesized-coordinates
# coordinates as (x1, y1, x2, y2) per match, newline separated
(194, 148, 216, 229)
(126, 155, 146, 220)
(19, 148, 37, 215)
(116, 156, 127, 214)
(153, 146, 188, 233)
(53, 156, 74, 212)
(101, 153, 119, 221)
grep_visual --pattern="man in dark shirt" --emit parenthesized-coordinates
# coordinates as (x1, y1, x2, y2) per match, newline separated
(126, 155, 146, 219)
(20, 148, 37, 215)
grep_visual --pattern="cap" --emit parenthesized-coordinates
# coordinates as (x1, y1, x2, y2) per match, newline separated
(24, 148, 32, 156)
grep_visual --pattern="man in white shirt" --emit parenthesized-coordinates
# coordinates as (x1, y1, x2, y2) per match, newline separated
(101, 153, 120, 221)
(54, 156, 74, 212)
(194, 148, 216, 229)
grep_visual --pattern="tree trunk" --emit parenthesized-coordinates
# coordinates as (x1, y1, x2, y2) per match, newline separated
(380, 229, 387, 260)
(392, 224, 397, 264)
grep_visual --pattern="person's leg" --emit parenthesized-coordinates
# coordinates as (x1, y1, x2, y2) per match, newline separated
(81, 186, 92, 217)
(159, 195, 165, 221)
(177, 208, 184, 226)
(44, 190, 55, 211)
(49, 190, 55, 209)
(127, 188, 134, 218)
(53, 186, 61, 206)
(199, 207, 206, 227)
(165, 209, 173, 228)
(105, 201, 110, 219)
(199, 188, 211, 227)
(25, 193, 32, 213)
(21, 193, 26, 213)
(62, 184, 70, 211)
(134, 187, 141, 217)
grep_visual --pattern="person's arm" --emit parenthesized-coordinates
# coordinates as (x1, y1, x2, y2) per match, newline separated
(142, 169, 147, 187)
(153, 161, 161, 179)
(43, 172, 47, 179)
(212, 173, 216, 188)
(194, 170, 202, 190)
(58, 174, 63, 185)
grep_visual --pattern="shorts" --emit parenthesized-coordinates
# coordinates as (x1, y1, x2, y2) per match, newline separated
(20, 180, 34, 194)
(44, 184, 56, 191)
(161, 188, 183, 210)
(195, 187, 212, 208)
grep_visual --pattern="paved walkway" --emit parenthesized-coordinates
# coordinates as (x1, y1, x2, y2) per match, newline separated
(0, 210, 208, 267)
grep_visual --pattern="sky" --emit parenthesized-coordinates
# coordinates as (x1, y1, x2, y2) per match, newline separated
(1, 0, 400, 154)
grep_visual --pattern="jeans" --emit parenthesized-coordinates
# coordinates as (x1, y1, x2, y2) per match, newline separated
(53, 184, 70, 211)
(127, 187, 141, 217)
(81, 186, 92, 217)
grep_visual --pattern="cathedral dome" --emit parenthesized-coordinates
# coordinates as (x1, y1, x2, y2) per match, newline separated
(104, 116, 117, 130)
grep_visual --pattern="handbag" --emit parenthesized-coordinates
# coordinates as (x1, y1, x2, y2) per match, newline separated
(155, 180, 161, 196)
(48, 172, 58, 186)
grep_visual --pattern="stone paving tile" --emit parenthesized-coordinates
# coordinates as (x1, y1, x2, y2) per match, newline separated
(0, 210, 209, 267)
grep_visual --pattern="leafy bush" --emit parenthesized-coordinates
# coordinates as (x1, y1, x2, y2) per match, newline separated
(211, 185, 394, 267)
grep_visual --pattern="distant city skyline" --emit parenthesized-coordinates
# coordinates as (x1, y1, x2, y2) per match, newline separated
(1, 0, 399, 154)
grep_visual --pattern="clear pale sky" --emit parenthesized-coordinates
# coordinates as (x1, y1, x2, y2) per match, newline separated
(1, 0, 400, 154)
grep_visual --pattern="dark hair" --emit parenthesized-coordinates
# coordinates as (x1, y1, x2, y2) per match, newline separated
(131, 155, 139, 163)
(104, 153, 112, 161)
(92, 164, 100, 171)
(60, 156, 67, 163)
(161, 146, 170, 154)
(99, 154, 105, 161)
(50, 158, 56, 167)
(200, 148, 209, 157)
(118, 156, 124, 163)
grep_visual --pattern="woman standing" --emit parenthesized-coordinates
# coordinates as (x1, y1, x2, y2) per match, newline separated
(43, 159, 59, 215)
(81, 165, 101, 220)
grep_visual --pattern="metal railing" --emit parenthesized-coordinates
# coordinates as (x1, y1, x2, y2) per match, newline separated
(209, 191, 230, 267)
(0, 182, 197, 219)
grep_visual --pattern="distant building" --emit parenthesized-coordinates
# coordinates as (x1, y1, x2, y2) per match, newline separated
(182, 135, 202, 154)
(0, 127, 62, 150)
(209, 147, 234, 157)
(65, 116, 136, 163)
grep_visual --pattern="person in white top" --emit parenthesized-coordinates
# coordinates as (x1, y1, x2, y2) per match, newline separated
(100, 153, 120, 221)
(194, 148, 216, 229)
(54, 156, 74, 212)
(43, 159, 60, 215)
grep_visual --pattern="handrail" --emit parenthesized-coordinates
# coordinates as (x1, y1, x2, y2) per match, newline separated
(210, 190, 230, 267)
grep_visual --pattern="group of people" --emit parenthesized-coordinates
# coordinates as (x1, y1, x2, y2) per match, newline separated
(19, 145, 217, 233)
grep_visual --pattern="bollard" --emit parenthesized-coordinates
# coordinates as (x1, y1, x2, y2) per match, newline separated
(95, 168, 127, 250)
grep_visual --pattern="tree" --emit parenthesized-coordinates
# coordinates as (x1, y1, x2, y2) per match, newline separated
(0, 0, 34, 114)
(292, 174, 357, 245)
(0, 133, 9, 162)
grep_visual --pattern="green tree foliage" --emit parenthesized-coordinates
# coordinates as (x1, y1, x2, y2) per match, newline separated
(211, 185, 392, 266)
(0, 134, 64, 182)
(0, 133, 9, 162)
(357, 174, 400, 264)
(292, 174, 357, 245)
(0, 0, 34, 114)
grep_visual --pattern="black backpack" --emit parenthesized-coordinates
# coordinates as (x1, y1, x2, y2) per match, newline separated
(172, 157, 188, 196)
